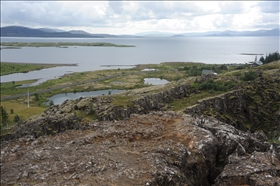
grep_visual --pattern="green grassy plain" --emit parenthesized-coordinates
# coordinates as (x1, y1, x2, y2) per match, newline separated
(1, 60, 280, 131)
(1, 62, 76, 76)
(1, 101, 45, 121)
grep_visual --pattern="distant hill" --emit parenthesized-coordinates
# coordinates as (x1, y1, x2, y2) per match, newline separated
(0, 26, 141, 38)
(38, 28, 66, 33)
(135, 31, 175, 37)
(175, 28, 279, 37)
(0, 26, 120, 38)
(0, 26, 106, 38)
(1, 26, 279, 38)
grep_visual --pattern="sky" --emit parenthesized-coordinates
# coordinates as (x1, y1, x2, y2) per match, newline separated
(1, 1, 279, 34)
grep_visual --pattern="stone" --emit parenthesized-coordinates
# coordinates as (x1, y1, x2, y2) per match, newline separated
(1, 112, 279, 185)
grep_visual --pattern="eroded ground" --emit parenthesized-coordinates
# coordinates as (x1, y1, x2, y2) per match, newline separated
(1, 112, 279, 186)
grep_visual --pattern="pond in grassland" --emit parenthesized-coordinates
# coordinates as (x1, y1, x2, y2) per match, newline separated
(46, 89, 125, 105)
(144, 78, 169, 85)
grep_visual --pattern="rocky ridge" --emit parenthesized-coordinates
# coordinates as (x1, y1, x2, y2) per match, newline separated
(185, 75, 280, 138)
(19, 70, 280, 138)
(1, 69, 280, 185)
(1, 112, 279, 185)
(24, 78, 195, 123)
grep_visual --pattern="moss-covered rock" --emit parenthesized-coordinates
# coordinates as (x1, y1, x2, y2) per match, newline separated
(185, 72, 280, 140)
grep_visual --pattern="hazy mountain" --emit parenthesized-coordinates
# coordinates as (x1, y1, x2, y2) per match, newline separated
(38, 28, 66, 33)
(1, 26, 279, 38)
(0, 26, 105, 38)
(176, 28, 280, 37)
(0, 26, 140, 38)
(135, 31, 175, 37)
(117, 35, 143, 38)
(68, 30, 92, 35)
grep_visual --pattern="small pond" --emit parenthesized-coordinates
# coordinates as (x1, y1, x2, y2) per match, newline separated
(144, 78, 169, 85)
(46, 89, 125, 105)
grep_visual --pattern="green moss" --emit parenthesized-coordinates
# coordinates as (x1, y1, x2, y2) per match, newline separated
(111, 95, 133, 106)
(245, 124, 251, 130)
(229, 95, 235, 99)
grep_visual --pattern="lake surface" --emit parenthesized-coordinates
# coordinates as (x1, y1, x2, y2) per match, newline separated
(144, 78, 169, 85)
(46, 89, 125, 105)
(1, 36, 279, 84)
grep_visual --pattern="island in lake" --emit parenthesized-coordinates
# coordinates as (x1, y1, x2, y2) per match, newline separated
(0, 42, 135, 49)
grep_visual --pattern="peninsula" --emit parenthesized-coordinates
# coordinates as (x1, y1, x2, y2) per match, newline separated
(0, 42, 135, 49)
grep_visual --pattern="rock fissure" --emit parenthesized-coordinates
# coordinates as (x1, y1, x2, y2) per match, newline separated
(1, 70, 280, 185)
(2, 112, 279, 185)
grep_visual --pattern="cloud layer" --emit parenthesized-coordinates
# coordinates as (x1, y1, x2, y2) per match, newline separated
(1, 1, 279, 34)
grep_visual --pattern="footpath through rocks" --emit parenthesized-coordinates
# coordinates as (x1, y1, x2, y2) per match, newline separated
(1, 111, 279, 185)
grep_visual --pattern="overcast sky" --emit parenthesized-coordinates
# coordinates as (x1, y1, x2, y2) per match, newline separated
(1, 1, 279, 34)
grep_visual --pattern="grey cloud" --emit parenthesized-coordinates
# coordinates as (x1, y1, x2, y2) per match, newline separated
(253, 23, 279, 30)
(1, 1, 279, 33)
(108, 1, 123, 14)
(219, 2, 245, 14)
(138, 2, 201, 19)
(258, 1, 280, 13)
(213, 15, 234, 29)
(1, 1, 109, 28)
(109, 2, 202, 22)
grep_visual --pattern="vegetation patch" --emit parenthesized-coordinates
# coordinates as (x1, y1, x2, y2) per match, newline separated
(0, 62, 76, 76)
(0, 101, 45, 134)
(169, 91, 223, 111)
(1, 42, 135, 48)
(111, 95, 133, 106)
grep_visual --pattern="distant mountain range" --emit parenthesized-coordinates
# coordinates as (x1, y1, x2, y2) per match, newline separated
(0, 26, 139, 38)
(175, 28, 280, 37)
(0, 26, 279, 38)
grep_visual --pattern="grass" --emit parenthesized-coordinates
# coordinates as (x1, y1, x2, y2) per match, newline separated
(256, 60, 280, 70)
(1, 65, 187, 102)
(1, 79, 37, 90)
(0, 100, 46, 135)
(1, 101, 46, 121)
(1, 62, 76, 76)
(74, 110, 99, 122)
(169, 91, 224, 111)
(1, 61, 276, 115)
(111, 95, 133, 106)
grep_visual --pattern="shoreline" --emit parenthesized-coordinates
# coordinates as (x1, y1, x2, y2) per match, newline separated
(1, 61, 77, 66)
(0, 62, 78, 76)
(0, 42, 135, 48)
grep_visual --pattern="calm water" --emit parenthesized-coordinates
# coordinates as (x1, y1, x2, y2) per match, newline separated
(1, 37, 279, 84)
(46, 89, 125, 105)
(144, 78, 169, 85)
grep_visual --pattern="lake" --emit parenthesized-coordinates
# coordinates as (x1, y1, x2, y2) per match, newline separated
(144, 78, 169, 85)
(1, 36, 279, 84)
(46, 89, 125, 105)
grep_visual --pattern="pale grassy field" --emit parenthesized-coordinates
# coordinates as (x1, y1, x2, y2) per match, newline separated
(1, 101, 45, 122)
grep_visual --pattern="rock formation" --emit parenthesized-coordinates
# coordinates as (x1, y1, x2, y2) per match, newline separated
(185, 75, 280, 138)
(1, 69, 280, 185)
(1, 112, 279, 185)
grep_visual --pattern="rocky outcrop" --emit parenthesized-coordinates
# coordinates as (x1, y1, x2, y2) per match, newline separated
(98, 83, 194, 120)
(185, 76, 280, 138)
(1, 116, 82, 141)
(24, 71, 280, 139)
(185, 89, 248, 130)
(214, 150, 280, 185)
(2, 70, 280, 185)
(1, 112, 279, 185)
(21, 80, 195, 126)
